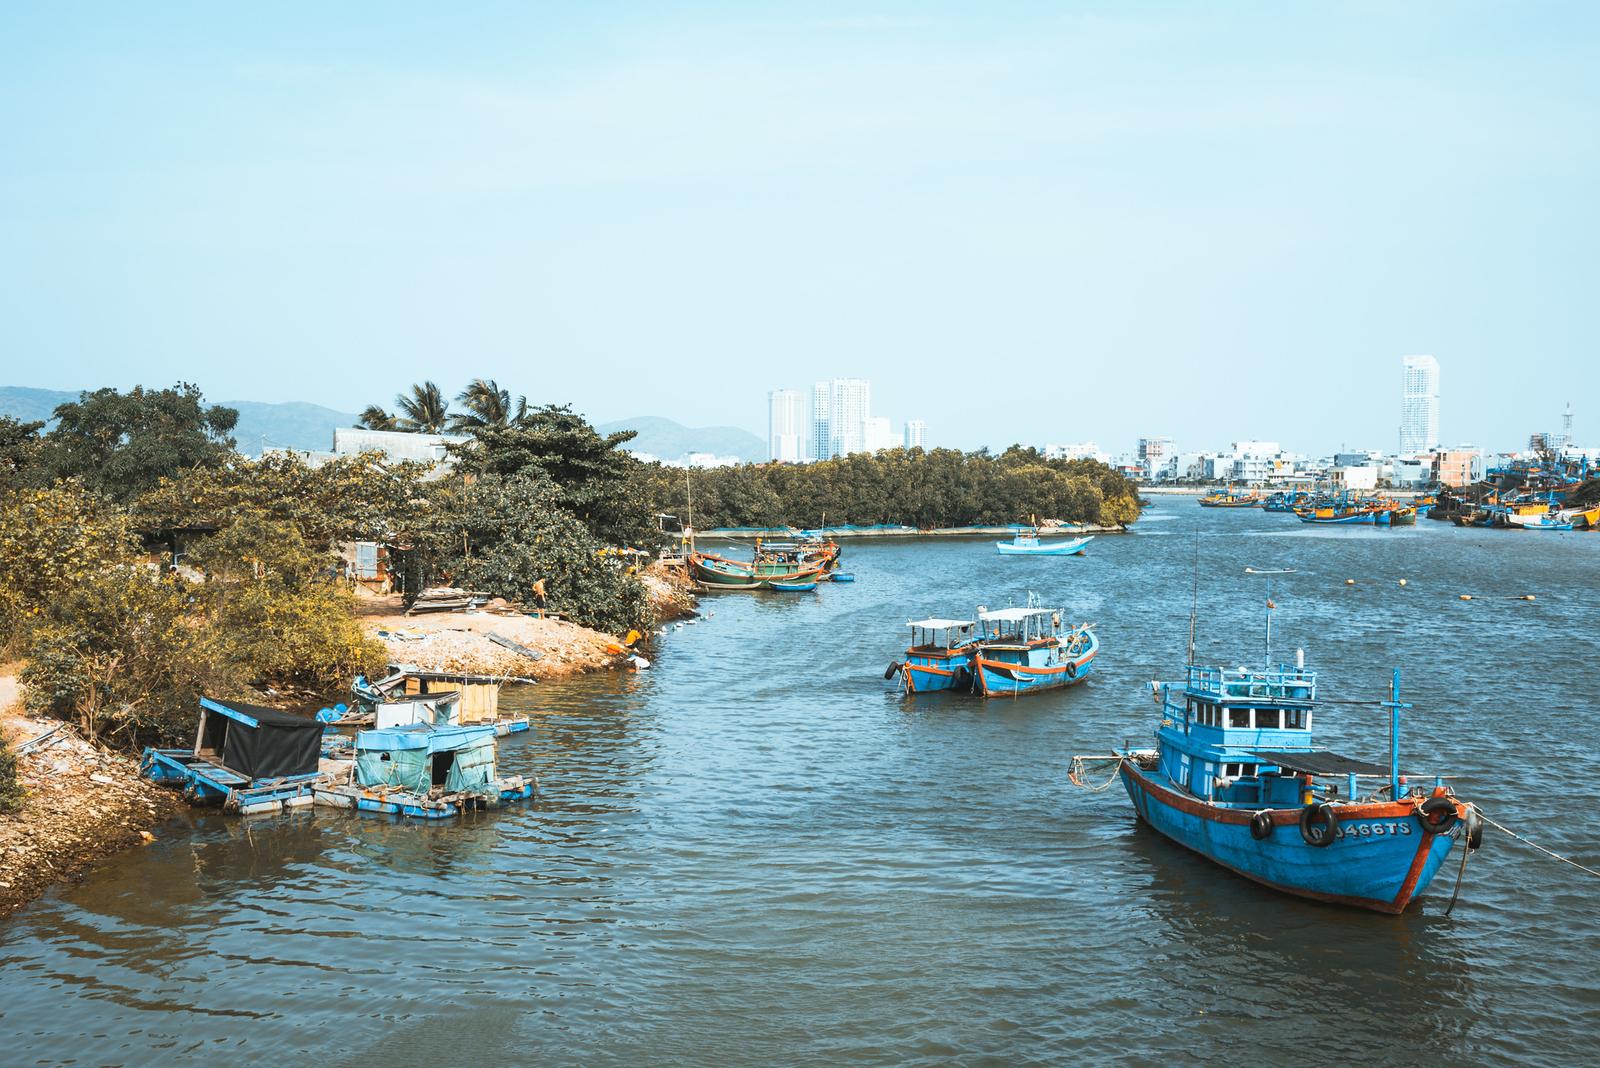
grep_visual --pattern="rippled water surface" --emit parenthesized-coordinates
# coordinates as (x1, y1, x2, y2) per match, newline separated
(4, 506, 1600, 1065)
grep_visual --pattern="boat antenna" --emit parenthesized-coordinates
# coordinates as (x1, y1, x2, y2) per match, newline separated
(1244, 567, 1295, 666)
(685, 470, 695, 553)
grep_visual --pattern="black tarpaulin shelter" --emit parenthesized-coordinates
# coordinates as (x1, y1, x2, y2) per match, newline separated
(196, 697, 323, 779)
(1248, 749, 1392, 777)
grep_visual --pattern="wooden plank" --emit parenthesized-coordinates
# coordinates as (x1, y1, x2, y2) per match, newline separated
(488, 632, 544, 661)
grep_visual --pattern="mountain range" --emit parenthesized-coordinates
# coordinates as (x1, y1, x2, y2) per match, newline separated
(0, 386, 765, 462)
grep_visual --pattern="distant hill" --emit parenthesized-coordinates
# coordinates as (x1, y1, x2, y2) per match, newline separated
(0, 386, 357, 455)
(597, 416, 765, 462)
(2, 386, 758, 462)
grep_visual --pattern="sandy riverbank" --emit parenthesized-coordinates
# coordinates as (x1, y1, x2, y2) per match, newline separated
(358, 560, 699, 678)
(0, 674, 183, 919)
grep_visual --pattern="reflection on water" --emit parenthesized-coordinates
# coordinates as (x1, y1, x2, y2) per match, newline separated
(2, 506, 1598, 1063)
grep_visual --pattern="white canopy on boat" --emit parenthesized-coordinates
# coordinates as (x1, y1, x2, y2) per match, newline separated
(978, 607, 1056, 623)
(907, 618, 975, 630)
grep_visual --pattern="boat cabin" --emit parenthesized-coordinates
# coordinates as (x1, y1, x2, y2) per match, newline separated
(906, 618, 977, 654)
(380, 668, 504, 724)
(354, 724, 500, 795)
(975, 606, 1062, 648)
(371, 690, 462, 730)
(193, 696, 324, 780)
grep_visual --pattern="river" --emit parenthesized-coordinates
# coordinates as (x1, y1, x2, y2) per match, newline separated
(3, 505, 1598, 1065)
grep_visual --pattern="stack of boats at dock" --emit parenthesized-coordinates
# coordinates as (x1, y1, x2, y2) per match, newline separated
(688, 531, 849, 591)
(140, 666, 536, 820)
(891, 598, 1098, 696)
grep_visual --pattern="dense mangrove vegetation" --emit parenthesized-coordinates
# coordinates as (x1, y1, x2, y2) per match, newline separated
(638, 447, 1142, 530)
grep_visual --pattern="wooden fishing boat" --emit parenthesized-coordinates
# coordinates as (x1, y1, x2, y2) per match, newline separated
(995, 529, 1093, 556)
(1088, 579, 1480, 913)
(1199, 487, 1263, 507)
(970, 607, 1097, 697)
(688, 551, 825, 590)
(769, 579, 817, 592)
(1296, 505, 1376, 525)
(893, 617, 980, 693)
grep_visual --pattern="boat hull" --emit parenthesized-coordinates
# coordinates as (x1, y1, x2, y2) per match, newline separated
(972, 634, 1097, 697)
(901, 648, 975, 693)
(1119, 760, 1459, 913)
(1297, 511, 1376, 524)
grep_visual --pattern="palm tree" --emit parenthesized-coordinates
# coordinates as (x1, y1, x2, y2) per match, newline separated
(449, 378, 528, 431)
(357, 405, 396, 431)
(394, 381, 450, 433)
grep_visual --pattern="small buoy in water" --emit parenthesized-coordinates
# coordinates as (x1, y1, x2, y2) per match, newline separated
(1459, 594, 1473, 601)
(1398, 579, 1408, 587)
(1345, 579, 1356, 586)
(1520, 594, 1536, 601)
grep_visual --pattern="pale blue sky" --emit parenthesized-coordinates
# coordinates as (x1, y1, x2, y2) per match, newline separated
(2, 2, 1595, 453)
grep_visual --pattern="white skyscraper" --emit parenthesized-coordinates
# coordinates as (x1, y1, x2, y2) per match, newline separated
(864, 416, 895, 453)
(767, 389, 803, 462)
(810, 378, 872, 459)
(904, 420, 927, 449)
(1400, 355, 1440, 455)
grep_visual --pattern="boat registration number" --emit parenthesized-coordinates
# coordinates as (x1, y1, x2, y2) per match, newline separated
(1336, 821, 1412, 839)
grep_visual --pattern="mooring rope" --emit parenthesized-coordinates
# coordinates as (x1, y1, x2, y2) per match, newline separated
(1478, 809, 1600, 880)
(1444, 808, 1474, 917)
(1068, 756, 1123, 792)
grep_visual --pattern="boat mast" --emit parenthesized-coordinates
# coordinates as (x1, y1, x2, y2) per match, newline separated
(1384, 669, 1410, 800)
(1186, 528, 1199, 667)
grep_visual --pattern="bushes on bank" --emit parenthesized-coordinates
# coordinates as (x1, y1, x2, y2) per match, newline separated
(0, 741, 22, 815)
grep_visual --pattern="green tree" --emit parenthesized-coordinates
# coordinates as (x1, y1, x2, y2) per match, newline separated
(357, 405, 397, 431)
(0, 483, 136, 648)
(36, 384, 238, 501)
(394, 381, 450, 432)
(0, 416, 45, 490)
(418, 472, 649, 633)
(453, 404, 655, 547)
(449, 378, 527, 431)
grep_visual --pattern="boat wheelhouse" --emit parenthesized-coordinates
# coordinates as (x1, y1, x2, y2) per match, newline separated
(970, 607, 1097, 697)
(898, 617, 979, 693)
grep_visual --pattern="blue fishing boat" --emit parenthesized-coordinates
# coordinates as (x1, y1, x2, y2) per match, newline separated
(969, 606, 1097, 697)
(1295, 504, 1376, 524)
(995, 529, 1093, 556)
(769, 579, 818, 592)
(893, 617, 980, 693)
(1095, 574, 1480, 913)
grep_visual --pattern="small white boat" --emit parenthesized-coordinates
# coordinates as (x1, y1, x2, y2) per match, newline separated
(995, 530, 1093, 556)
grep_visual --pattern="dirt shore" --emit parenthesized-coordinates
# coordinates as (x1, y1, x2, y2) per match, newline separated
(0, 682, 182, 919)
(357, 561, 698, 678)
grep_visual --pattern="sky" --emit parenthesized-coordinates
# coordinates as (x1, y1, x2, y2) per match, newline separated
(1, 2, 1595, 455)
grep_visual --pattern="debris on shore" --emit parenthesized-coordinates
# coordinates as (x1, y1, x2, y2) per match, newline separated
(0, 705, 182, 919)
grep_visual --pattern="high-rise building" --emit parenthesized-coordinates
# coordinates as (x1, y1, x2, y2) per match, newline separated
(863, 416, 895, 452)
(904, 420, 927, 449)
(767, 389, 803, 462)
(1400, 355, 1440, 455)
(809, 378, 872, 459)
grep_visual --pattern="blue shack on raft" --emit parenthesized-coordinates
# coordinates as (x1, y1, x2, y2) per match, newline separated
(313, 723, 535, 819)
(141, 697, 327, 815)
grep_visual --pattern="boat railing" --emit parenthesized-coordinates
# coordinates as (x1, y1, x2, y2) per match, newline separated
(1186, 665, 1316, 702)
